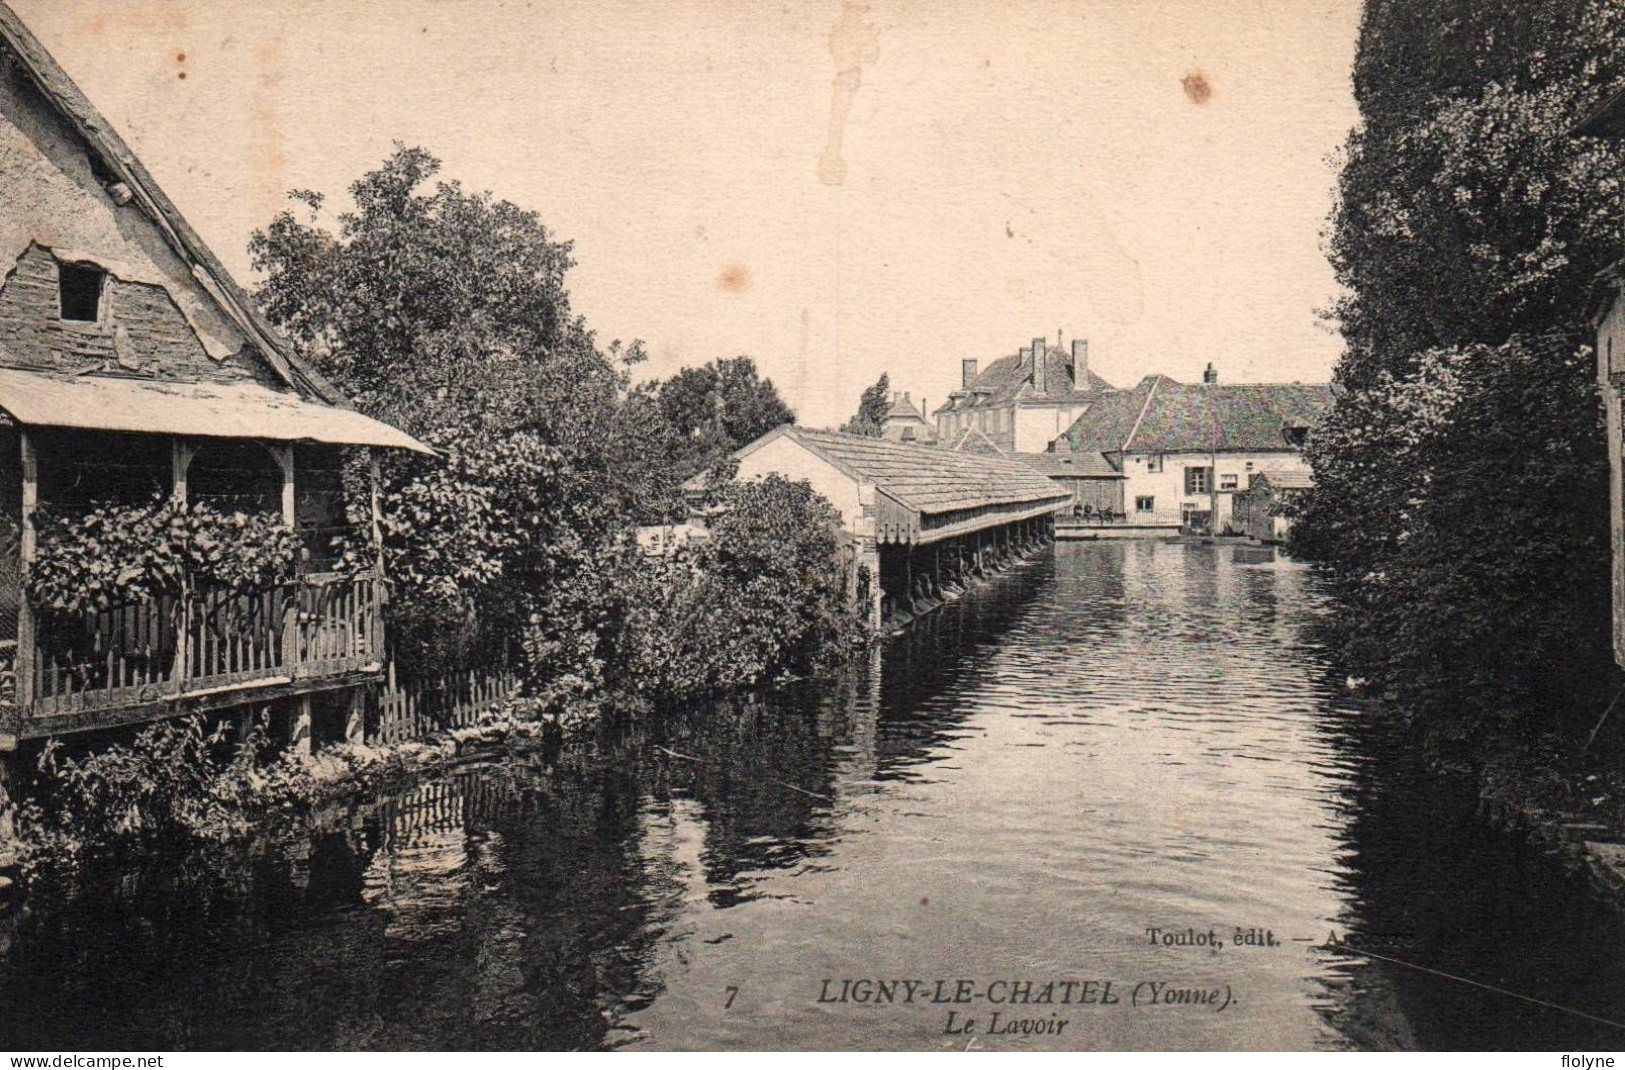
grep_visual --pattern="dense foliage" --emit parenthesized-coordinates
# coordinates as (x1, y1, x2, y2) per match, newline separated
(1293, 0, 1625, 742)
(250, 146, 849, 708)
(251, 146, 653, 677)
(630, 357, 796, 502)
(614, 474, 866, 705)
(16, 715, 285, 877)
(840, 373, 890, 436)
(28, 496, 299, 616)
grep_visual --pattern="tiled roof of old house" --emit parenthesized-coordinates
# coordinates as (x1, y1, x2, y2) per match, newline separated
(0, 368, 434, 454)
(942, 426, 1006, 457)
(1253, 468, 1314, 491)
(935, 343, 1116, 415)
(745, 426, 1069, 515)
(1015, 451, 1122, 479)
(1061, 375, 1331, 455)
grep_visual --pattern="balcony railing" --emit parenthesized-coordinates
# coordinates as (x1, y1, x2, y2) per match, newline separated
(27, 571, 384, 719)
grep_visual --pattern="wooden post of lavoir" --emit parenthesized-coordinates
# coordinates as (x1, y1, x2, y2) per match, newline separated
(12, 429, 37, 733)
(368, 449, 385, 576)
(365, 448, 385, 642)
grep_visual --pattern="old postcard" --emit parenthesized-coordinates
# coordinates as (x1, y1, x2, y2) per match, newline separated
(0, 0, 1622, 1057)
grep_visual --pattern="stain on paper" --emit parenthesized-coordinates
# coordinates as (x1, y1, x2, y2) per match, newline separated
(1182, 70, 1213, 105)
(818, 2, 880, 186)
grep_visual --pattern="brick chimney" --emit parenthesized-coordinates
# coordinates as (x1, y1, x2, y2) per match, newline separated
(1031, 336, 1047, 395)
(1072, 338, 1089, 387)
(1203, 362, 1218, 384)
(962, 359, 978, 389)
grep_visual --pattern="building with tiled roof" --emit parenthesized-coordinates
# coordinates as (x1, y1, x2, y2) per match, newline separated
(940, 420, 1126, 518)
(1232, 467, 1314, 543)
(1054, 365, 1330, 532)
(879, 391, 935, 444)
(0, 1, 430, 748)
(725, 425, 1069, 625)
(735, 425, 1066, 543)
(932, 331, 1117, 454)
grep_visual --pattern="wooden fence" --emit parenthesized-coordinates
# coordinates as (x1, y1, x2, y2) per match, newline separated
(375, 660, 518, 745)
(30, 572, 385, 719)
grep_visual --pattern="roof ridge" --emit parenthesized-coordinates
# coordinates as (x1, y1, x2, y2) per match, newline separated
(1120, 376, 1160, 453)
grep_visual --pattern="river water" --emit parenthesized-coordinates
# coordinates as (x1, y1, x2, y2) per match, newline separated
(4, 541, 1625, 1051)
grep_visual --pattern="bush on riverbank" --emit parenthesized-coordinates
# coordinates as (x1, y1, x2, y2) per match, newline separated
(612, 475, 868, 706)
(1291, 0, 1625, 747)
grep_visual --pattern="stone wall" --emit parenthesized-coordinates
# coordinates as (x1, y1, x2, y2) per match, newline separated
(0, 244, 270, 382)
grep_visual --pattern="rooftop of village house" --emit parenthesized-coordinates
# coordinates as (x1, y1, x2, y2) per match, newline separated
(935, 332, 1116, 415)
(1057, 368, 1333, 461)
(884, 392, 930, 422)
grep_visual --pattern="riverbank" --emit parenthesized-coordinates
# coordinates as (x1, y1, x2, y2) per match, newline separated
(0, 705, 572, 893)
(1473, 740, 1625, 909)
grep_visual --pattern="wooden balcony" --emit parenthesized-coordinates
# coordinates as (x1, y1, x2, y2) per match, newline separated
(10, 571, 385, 739)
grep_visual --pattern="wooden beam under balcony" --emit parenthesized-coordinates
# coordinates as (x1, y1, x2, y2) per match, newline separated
(18, 665, 385, 742)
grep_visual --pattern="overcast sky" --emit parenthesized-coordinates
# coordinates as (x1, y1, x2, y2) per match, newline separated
(12, 0, 1362, 428)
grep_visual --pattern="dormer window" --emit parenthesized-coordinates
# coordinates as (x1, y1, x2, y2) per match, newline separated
(59, 263, 105, 323)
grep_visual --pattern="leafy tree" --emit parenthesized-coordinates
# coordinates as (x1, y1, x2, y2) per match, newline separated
(642, 356, 795, 484)
(251, 147, 859, 709)
(1293, 0, 1625, 742)
(250, 145, 647, 674)
(841, 373, 890, 436)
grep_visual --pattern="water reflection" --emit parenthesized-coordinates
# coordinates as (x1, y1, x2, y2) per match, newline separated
(1, 543, 1623, 1050)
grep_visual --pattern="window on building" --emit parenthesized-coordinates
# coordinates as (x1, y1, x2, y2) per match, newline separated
(1135, 495, 1154, 513)
(1185, 466, 1211, 495)
(1219, 473, 1239, 491)
(1146, 454, 1163, 473)
(901, 426, 916, 441)
(58, 263, 104, 323)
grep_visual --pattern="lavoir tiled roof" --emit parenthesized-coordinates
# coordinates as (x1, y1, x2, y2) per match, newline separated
(744, 426, 1069, 515)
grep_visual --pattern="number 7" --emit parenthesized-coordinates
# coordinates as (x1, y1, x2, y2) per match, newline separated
(724, 985, 739, 1009)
